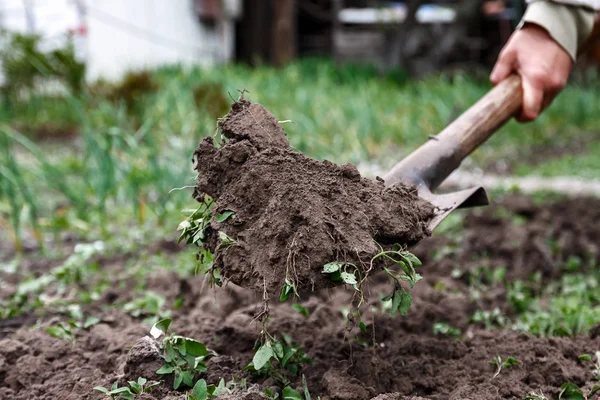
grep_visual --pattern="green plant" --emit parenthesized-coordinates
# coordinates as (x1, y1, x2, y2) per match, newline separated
(94, 377, 160, 399)
(373, 245, 422, 316)
(522, 391, 548, 400)
(491, 355, 520, 378)
(432, 322, 461, 337)
(322, 262, 361, 291)
(187, 377, 246, 400)
(123, 291, 170, 324)
(246, 333, 312, 386)
(471, 307, 507, 330)
(150, 318, 213, 390)
(579, 352, 600, 380)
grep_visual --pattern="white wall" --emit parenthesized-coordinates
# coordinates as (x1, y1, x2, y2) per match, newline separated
(0, 0, 237, 82)
(84, 0, 235, 81)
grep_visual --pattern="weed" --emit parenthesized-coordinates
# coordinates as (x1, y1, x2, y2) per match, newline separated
(522, 391, 548, 400)
(94, 377, 160, 399)
(150, 318, 213, 390)
(187, 377, 246, 400)
(123, 291, 170, 325)
(491, 355, 520, 378)
(472, 308, 507, 330)
(557, 382, 600, 400)
(246, 333, 312, 387)
(579, 351, 600, 380)
(322, 262, 361, 291)
(432, 322, 461, 338)
(291, 304, 310, 318)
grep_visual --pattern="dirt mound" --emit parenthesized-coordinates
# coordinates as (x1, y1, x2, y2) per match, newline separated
(192, 98, 434, 294)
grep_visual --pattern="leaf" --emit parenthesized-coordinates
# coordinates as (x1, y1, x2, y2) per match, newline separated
(281, 347, 297, 368)
(322, 262, 342, 273)
(93, 386, 110, 394)
(216, 210, 234, 223)
(264, 387, 279, 399)
(291, 304, 310, 318)
(559, 382, 585, 400)
(340, 272, 357, 285)
(191, 379, 208, 400)
(590, 384, 600, 396)
(273, 341, 285, 360)
(359, 321, 367, 334)
(177, 220, 191, 231)
(45, 324, 73, 343)
(173, 372, 183, 390)
(218, 231, 235, 245)
(137, 377, 147, 386)
(128, 381, 141, 394)
(502, 356, 520, 368)
(108, 387, 133, 395)
(150, 318, 171, 338)
(280, 284, 292, 302)
(282, 386, 303, 400)
(398, 290, 412, 315)
(391, 289, 402, 316)
(403, 252, 422, 267)
(579, 354, 592, 361)
(181, 370, 194, 388)
(253, 342, 275, 370)
(83, 316, 101, 329)
(156, 364, 174, 375)
(184, 338, 208, 357)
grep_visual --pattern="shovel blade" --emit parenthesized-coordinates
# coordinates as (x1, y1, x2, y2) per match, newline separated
(418, 186, 489, 231)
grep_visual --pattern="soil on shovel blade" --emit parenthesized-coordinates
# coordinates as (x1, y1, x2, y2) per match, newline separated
(1, 195, 600, 400)
(192, 98, 435, 294)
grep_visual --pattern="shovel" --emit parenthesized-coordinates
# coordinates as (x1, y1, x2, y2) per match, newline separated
(382, 74, 523, 231)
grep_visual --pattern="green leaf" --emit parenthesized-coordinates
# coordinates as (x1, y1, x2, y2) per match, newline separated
(192, 379, 208, 400)
(156, 364, 174, 375)
(216, 210, 234, 223)
(184, 338, 208, 356)
(150, 318, 171, 338)
(273, 341, 285, 360)
(93, 386, 110, 394)
(280, 284, 292, 302)
(590, 385, 600, 396)
(578, 354, 592, 361)
(398, 290, 412, 315)
(45, 324, 73, 343)
(174, 372, 183, 390)
(253, 342, 275, 370)
(291, 304, 310, 318)
(559, 383, 585, 400)
(181, 370, 194, 388)
(302, 374, 311, 400)
(502, 357, 520, 368)
(322, 262, 342, 273)
(83, 316, 101, 329)
(340, 272, 357, 285)
(108, 387, 133, 396)
(403, 252, 422, 267)
(282, 386, 303, 400)
(359, 321, 367, 334)
(281, 347, 297, 368)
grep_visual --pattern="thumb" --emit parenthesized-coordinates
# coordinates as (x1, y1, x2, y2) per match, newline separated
(519, 77, 544, 122)
(490, 50, 515, 85)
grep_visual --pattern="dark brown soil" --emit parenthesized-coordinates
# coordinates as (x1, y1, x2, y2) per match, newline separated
(1, 195, 600, 400)
(192, 98, 435, 294)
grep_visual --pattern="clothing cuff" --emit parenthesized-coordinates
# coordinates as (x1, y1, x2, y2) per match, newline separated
(518, 1, 596, 60)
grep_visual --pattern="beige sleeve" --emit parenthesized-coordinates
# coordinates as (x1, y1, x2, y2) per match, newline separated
(518, 1, 596, 60)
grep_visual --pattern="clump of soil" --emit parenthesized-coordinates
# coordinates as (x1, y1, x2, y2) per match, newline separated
(193, 98, 435, 294)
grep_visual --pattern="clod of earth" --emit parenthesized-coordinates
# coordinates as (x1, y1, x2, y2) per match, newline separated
(192, 98, 434, 294)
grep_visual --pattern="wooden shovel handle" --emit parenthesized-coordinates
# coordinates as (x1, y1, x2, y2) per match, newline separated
(439, 74, 523, 158)
(384, 75, 523, 190)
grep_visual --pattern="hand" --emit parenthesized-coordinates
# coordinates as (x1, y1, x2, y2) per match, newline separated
(490, 23, 573, 122)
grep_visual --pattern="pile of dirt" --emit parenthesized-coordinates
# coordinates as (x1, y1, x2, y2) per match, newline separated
(192, 98, 435, 294)
(1, 195, 600, 400)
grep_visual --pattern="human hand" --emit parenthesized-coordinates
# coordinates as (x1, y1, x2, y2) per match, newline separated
(490, 23, 573, 122)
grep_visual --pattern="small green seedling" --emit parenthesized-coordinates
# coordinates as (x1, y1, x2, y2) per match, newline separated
(558, 381, 600, 400)
(522, 391, 548, 400)
(579, 351, 600, 380)
(46, 314, 101, 344)
(246, 333, 312, 386)
(491, 355, 520, 378)
(151, 318, 213, 390)
(432, 322, 461, 338)
(187, 377, 246, 400)
(291, 304, 310, 318)
(94, 377, 160, 399)
(280, 278, 299, 302)
(322, 262, 361, 291)
(263, 375, 312, 400)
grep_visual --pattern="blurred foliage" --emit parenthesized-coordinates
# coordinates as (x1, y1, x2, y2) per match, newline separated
(0, 31, 85, 101)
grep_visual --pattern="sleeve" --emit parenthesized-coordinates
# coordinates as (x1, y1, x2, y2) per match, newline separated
(518, 1, 597, 60)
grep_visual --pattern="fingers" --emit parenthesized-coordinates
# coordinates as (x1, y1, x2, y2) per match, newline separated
(517, 77, 544, 122)
(490, 49, 514, 85)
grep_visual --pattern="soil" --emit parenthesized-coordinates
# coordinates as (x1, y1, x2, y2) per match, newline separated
(1, 195, 600, 400)
(192, 98, 435, 294)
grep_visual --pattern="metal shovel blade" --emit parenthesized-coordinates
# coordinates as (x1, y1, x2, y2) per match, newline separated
(418, 186, 489, 231)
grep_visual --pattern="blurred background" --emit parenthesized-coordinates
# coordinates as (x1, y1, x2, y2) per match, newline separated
(0, 0, 599, 258)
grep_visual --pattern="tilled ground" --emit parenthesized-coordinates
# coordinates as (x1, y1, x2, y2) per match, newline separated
(1, 195, 599, 400)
